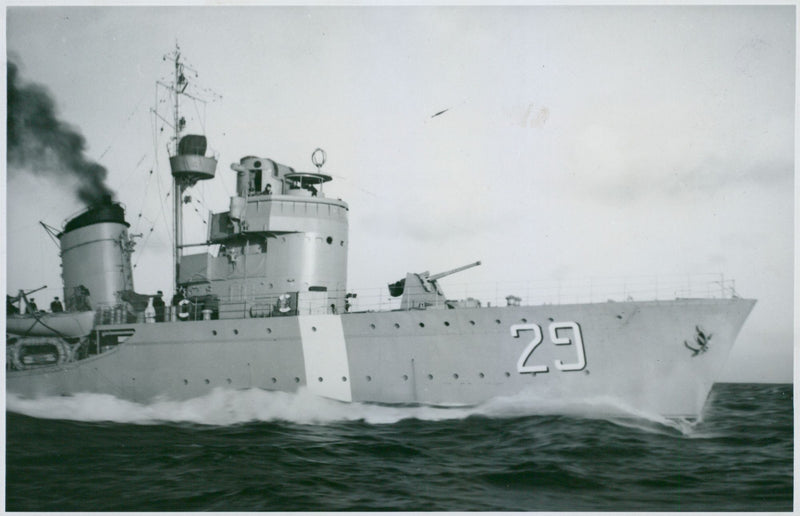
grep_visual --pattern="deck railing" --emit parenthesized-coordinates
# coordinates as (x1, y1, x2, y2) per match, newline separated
(346, 273, 739, 313)
(87, 273, 738, 323)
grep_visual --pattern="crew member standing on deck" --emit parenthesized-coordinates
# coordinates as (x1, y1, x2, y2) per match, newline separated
(26, 298, 38, 314)
(153, 290, 166, 322)
(171, 288, 185, 307)
(50, 297, 64, 312)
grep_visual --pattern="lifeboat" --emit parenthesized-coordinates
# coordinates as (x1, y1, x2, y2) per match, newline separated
(6, 311, 95, 338)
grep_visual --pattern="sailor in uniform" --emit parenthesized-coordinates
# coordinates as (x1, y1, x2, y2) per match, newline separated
(50, 297, 64, 312)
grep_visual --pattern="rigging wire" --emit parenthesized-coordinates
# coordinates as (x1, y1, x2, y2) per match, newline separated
(98, 90, 149, 160)
(132, 191, 170, 270)
(327, 172, 379, 198)
(149, 83, 174, 252)
(191, 97, 206, 134)
(131, 54, 222, 268)
(192, 181, 214, 224)
(131, 167, 155, 235)
(132, 225, 157, 270)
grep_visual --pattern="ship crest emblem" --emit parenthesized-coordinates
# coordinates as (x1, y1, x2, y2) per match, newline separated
(684, 326, 712, 356)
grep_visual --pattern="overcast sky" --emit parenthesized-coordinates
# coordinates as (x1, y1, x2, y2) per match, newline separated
(4, 6, 795, 382)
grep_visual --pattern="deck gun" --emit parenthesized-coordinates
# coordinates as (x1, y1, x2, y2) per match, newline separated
(388, 261, 481, 310)
(7, 285, 47, 314)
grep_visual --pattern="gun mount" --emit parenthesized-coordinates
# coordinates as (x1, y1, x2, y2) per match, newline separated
(6, 285, 47, 314)
(388, 261, 481, 310)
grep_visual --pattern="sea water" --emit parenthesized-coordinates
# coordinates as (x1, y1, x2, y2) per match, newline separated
(5, 383, 792, 511)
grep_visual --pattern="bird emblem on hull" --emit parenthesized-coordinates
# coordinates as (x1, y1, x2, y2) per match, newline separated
(684, 326, 713, 356)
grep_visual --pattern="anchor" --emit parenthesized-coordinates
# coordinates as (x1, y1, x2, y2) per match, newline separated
(684, 325, 713, 356)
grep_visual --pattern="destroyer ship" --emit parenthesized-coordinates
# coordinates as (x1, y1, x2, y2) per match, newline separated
(6, 49, 755, 418)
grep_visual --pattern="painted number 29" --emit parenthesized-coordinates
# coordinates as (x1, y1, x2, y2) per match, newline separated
(511, 321, 586, 374)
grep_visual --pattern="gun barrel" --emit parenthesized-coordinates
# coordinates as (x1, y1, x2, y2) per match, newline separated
(428, 261, 481, 281)
(23, 285, 48, 296)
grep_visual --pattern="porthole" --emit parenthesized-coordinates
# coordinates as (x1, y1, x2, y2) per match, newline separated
(326, 236, 333, 244)
(428, 374, 434, 380)
(479, 372, 485, 378)
(271, 377, 277, 383)
(183, 379, 188, 385)
(616, 315, 623, 320)
(294, 377, 300, 383)
(340, 241, 344, 247)
(419, 322, 425, 328)
(495, 319, 501, 325)
(453, 373, 459, 379)
(469, 320, 476, 326)
(204, 379, 210, 384)
(444, 321, 450, 326)
(266, 328, 272, 334)
(394, 323, 400, 329)
(403, 374, 409, 381)
(318, 377, 323, 382)
(521, 318, 528, 323)
(548, 317, 554, 322)
(212, 330, 217, 336)
(227, 378, 232, 384)
(233, 329, 239, 335)
(370, 323, 376, 329)
(505, 372, 511, 377)
(366, 375, 372, 382)
(341, 376, 347, 382)
(312, 326, 317, 332)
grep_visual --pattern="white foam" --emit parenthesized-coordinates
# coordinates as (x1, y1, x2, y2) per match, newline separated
(7, 388, 475, 426)
(6, 386, 710, 435)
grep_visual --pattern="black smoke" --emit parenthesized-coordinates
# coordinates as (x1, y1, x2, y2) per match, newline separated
(7, 60, 114, 205)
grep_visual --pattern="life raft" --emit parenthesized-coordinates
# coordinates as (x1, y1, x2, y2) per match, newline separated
(8, 337, 74, 371)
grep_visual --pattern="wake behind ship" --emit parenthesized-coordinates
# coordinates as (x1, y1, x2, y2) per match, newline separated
(6, 48, 755, 418)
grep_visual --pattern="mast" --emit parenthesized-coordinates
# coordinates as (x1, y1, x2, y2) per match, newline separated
(172, 44, 184, 297)
(163, 43, 218, 296)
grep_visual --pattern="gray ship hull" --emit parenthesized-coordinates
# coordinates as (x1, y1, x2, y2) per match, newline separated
(7, 297, 755, 418)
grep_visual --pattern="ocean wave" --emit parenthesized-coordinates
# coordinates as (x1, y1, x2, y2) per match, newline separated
(7, 386, 708, 434)
(6, 388, 474, 426)
(6, 384, 792, 512)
